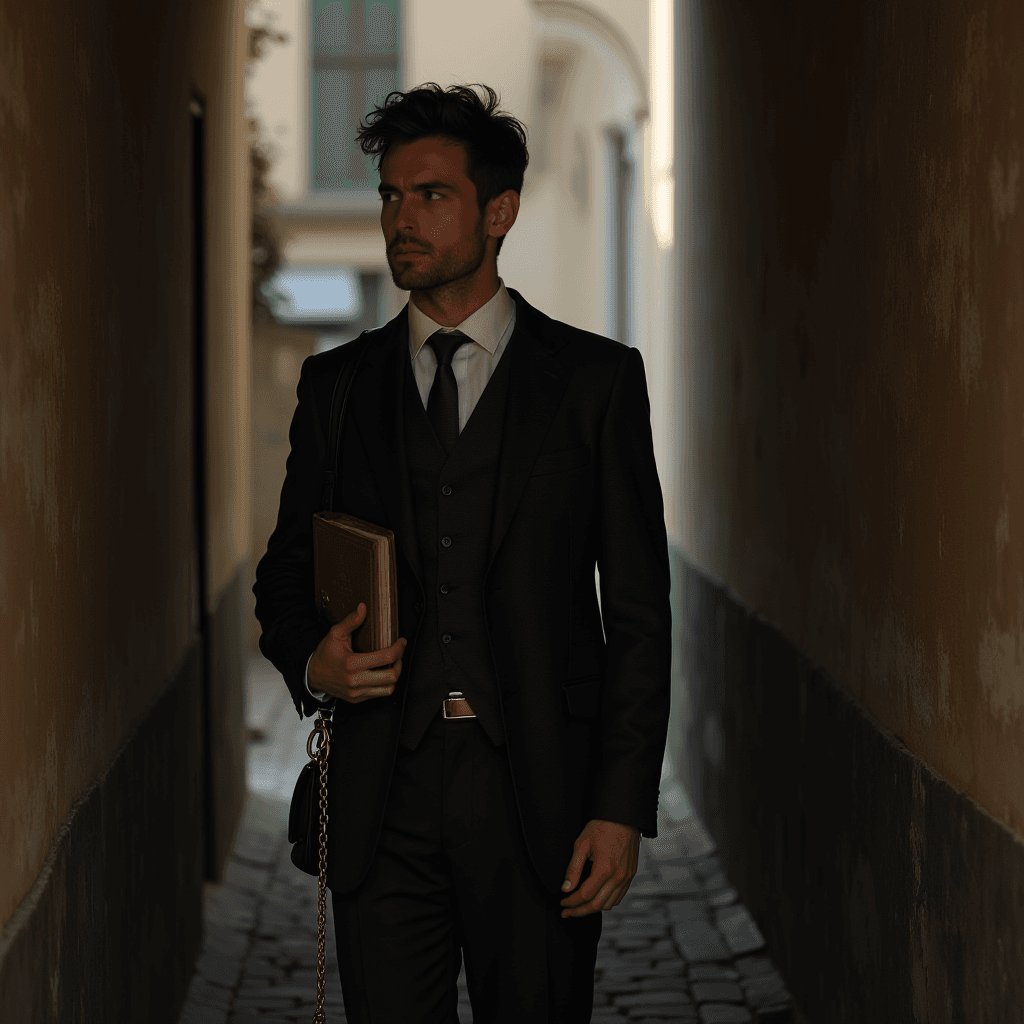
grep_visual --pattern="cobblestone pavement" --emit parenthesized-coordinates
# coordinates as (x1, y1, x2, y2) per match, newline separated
(178, 658, 809, 1024)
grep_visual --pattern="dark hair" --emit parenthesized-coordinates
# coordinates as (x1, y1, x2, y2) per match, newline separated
(356, 83, 529, 255)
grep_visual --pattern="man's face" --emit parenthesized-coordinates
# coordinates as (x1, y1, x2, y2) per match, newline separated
(378, 136, 489, 292)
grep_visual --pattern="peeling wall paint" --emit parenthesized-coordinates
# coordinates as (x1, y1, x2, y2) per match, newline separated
(0, 0, 251, 932)
(680, 0, 1024, 843)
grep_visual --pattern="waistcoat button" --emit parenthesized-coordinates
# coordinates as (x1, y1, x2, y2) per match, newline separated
(442, 633, 452, 644)
(441, 484, 452, 496)
(441, 536, 452, 548)
(440, 584, 450, 595)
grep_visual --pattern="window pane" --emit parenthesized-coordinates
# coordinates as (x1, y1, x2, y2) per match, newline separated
(366, 3, 398, 52)
(316, 68, 351, 189)
(355, 66, 396, 183)
(311, 0, 401, 191)
(314, 1, 349, 54)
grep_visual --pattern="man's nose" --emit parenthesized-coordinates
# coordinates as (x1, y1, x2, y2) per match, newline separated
(392, 194, 417, 232)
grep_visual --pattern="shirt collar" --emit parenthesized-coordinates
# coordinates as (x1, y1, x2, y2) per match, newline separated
(408, 280, 515, 361)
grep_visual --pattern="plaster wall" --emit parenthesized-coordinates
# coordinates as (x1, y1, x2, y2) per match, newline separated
(0, 0, 251, 931)
(679, 1, 1024, 844)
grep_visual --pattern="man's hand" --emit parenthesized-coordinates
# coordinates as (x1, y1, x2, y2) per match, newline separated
(308, 602, 407, 704)
(559, 818, 640, 917)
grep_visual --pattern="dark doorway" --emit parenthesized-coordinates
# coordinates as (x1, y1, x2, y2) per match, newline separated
(189, 93, 216, 881)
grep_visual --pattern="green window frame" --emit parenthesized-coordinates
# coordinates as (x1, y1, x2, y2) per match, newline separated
(310, 0, 401, 191)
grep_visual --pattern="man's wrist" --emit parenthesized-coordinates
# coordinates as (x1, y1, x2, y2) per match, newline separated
(305, 651, 331, 702)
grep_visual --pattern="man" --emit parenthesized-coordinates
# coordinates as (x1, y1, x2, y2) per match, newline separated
(253, 83, 671, 1023)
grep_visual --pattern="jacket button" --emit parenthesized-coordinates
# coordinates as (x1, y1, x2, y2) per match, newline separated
(441, 484, 452, 496)
(442, 633, 452, 644)
(440, 584, 450, 595)
(441, 536, 452, 548)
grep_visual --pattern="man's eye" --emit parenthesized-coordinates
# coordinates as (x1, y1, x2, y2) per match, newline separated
(425, 191, 443, 200)
(380, 193, 398, 202)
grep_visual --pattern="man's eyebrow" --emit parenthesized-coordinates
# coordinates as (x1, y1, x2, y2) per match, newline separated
(378, 180, 459, 194)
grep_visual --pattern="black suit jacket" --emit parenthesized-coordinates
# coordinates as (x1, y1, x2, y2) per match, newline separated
(253, 288, 672, 896)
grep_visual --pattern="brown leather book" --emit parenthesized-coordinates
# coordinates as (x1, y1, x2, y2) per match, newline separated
(312, 512, 399, 652)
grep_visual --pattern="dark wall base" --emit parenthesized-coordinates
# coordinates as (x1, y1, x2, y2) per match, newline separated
(0, 645, 205, 1024)
(208, 563, 248, 878)
(681, 560, 1024, 1023)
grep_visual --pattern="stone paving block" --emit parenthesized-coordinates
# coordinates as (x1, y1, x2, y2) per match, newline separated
(699, 870, 730, 892)
(223, 859, 272, 899)
(597, 978, 643, 995)
(204, 890, 258, 933)
(201, 925, 251, 962)
(649, 938, 678, 958)
(707, 887, 739, 909)
(639, 976, 689, 992)
(698, 1004, 753, 1024)
(620, 910, 668, 926)
(690, 855, 721, 876)
(715, 905, 766, 956)
(742, 977, 791, 1010)
(231, 996, 298, 1011)
(670, 920, 730, 963)
(688, 964, 740, 982)
(620, 951, 658, 965)
(659, 863, 702, 895)
(659, 819, 716, 861)
(645, 834, 684, 861)
(195, 951, 247, 989)
(640, 961, 691, 977)
(623, 897, 667, 915)
(741, 973, 788, 998)
(616, 991, 693, 1009)
(735, 955, 776, 978)
(690, 980, 744, 1004)
(668, 899, 708, 924)
(631, 878, 680, 896)
(184, 978, 233, 1012)
(630, 1016, 698, 1024)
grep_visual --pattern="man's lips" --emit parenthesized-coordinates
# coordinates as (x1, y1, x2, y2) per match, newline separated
(391, 245, 431, 256)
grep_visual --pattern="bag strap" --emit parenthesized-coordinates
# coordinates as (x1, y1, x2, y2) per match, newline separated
(320, 331, 372, 513)
(309, 333, 371, 1024)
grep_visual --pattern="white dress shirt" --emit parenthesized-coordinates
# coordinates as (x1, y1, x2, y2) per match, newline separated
(305, 281, 517, 705)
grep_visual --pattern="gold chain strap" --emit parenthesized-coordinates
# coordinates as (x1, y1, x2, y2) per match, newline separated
(307, 709, 332, 1024)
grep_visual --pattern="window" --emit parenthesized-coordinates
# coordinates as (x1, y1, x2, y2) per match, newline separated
(311, 1, 400, 191)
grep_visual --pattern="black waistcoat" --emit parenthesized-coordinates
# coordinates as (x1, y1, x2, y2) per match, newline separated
(399, 341, 513, 749)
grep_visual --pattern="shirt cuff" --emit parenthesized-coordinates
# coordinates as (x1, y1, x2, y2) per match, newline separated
(305, 652, 331, 703)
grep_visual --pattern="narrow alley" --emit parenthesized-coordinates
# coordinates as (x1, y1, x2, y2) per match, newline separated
(3, 3, 1024, 1023)
(177, 659, 803, 1024)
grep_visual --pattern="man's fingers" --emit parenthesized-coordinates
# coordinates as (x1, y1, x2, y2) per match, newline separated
(331, 602, 367, 640)
(561, 839, 591, 894)
(345, 636, 407, 673)
(561, 859, 613, 907)
(561, 871, 621, 917)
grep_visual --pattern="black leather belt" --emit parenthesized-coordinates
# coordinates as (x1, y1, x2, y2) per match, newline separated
(442, 691, 476, 719)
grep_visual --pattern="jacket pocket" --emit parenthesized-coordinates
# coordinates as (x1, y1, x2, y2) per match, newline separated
(562, 675, 603, 717)
(530, 443, 591, 477)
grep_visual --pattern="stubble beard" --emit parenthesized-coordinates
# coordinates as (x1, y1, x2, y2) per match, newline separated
(387, 229, 488, 294)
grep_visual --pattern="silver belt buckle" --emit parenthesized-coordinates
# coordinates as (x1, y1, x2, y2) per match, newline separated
(442, 691, 476, 719)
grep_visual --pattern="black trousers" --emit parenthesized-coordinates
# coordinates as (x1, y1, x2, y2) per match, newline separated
(331, 712, 601, 1024)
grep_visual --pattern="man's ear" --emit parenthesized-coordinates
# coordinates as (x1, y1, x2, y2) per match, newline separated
(487, 189, 520, 240)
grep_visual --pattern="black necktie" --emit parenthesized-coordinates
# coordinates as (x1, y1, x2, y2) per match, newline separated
(425, 331, 468, 455)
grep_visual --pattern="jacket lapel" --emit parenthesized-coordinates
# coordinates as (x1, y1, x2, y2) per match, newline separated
(486, 290, 574, 568)
(348, 307, 424, 588)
